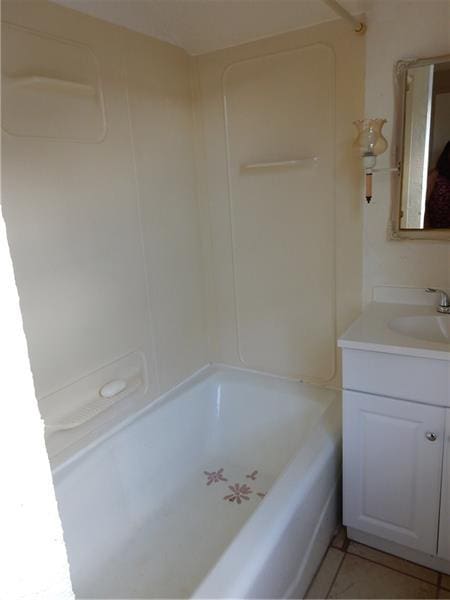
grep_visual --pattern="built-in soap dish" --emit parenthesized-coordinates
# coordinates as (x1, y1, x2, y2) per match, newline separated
(46, 376, 142, 432)
(40, 350, 148, 439)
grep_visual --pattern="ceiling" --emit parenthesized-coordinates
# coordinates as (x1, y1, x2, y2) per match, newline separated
(53, 0, 365, 56)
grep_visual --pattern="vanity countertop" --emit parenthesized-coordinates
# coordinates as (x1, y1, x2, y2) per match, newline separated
(338, 302, 450, 361)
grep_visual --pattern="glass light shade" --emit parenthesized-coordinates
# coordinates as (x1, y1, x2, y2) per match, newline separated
(353, 118, 388, 158)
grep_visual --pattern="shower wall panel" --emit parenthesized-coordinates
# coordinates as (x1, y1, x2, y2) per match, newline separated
(223, 46, 335, 381)
(195, 20, 364, 384)
(1, 1, 208, 425)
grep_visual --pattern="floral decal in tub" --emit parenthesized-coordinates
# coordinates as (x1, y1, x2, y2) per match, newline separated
(224, 483, 252, 504)
(203, 467, 267, 505)
(204, 468, 228, 485)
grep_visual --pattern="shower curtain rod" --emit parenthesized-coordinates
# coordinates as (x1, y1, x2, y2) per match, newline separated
(321, 0, 366, 34)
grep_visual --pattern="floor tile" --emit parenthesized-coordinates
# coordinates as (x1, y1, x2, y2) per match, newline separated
(347, 541, 439, 584)
(328, 554, 437, 599)
(306, 548, 345, 599)
(331, 527, 347, 550)
(439, 589, 450, 599)
(442, 575, 450, 591)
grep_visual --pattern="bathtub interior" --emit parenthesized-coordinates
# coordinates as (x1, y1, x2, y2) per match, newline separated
(53, 367, 337, 598)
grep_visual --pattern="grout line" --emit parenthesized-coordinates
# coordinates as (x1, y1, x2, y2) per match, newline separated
(326, 548, 346, 599)
(313, 532, 447, 599)
(437, 575, 443, 599)
(304, 543, 343, 598)
(346, 539, 437, 573)
(345, 549, 440, 587)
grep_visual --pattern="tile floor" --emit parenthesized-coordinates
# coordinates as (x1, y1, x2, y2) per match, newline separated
(306, 527, 450, 599)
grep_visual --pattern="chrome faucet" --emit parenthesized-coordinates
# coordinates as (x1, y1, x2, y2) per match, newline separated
(425, 288, 450, 314)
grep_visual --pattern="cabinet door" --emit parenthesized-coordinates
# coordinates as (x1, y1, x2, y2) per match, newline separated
(438, 410, 450, 560)
(343, 391, 445, 554)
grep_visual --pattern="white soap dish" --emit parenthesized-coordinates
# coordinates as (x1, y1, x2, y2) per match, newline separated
(47, 376, 141, 432)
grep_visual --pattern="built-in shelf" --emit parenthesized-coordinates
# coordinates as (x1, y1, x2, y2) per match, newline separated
(241, 156, 318, 171)
(5, 75, 96, 97)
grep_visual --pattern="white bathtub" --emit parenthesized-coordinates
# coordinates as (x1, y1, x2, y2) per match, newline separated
(53, 366, 341, 599)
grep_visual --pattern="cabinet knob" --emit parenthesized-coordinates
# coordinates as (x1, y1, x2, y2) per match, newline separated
(425, 432, 438, 442)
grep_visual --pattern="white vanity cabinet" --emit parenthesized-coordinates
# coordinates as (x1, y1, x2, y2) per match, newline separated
(343, 390, 446, 554)
(338, 300, 450, 573)
(439, 410, 450, 561)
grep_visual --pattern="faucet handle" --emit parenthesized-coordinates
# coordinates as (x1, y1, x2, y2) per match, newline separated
(425, 288, 450, 308)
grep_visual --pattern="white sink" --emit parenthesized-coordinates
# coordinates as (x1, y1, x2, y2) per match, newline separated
(389, 314, 450, 344)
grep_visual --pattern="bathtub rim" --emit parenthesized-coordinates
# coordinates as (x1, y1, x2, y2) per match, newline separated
(51, 363, 339, 476)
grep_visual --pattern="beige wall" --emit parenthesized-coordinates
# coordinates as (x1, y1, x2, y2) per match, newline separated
(2, 0, 208, 418)
(363, 0, 450, 304)
(194, 19, 364, 386)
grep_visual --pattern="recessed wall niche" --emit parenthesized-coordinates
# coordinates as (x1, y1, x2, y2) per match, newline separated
(1, 23, 106, 142)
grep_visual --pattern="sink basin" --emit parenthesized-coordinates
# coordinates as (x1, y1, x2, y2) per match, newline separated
(389, 315, 450, 344)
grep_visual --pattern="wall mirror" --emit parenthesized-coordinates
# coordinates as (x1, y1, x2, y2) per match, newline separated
(392, 54, 450, 240)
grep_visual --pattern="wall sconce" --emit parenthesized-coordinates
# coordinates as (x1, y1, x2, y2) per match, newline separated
(353, 118, 397, 203)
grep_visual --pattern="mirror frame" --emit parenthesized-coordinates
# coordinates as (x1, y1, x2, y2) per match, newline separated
(390, 54, 450, 241)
